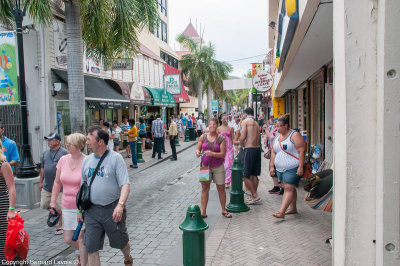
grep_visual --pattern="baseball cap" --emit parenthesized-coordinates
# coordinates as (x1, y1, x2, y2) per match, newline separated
(44, 133, 61, 141)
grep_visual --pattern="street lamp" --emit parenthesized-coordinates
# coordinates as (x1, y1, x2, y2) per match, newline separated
(9, 0, 39, 178)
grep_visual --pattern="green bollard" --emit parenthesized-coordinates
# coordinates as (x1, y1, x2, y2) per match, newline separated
(184, 128, 190, 142)
(136, 137, 145, 163)
(179, 205, 209, 266)
(175, 135, 180, 146)
(226, 157, 250, 213)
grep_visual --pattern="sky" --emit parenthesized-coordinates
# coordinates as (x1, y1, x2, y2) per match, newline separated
(168, 0, 269, 78)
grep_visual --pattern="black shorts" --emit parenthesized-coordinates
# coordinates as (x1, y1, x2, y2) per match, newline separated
(139, 132, 147, 138)
(243, 147, 261, 177)
(84, 201, 129, 253)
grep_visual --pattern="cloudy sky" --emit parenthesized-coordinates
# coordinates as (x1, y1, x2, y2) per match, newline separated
(168, 0, 269, 78)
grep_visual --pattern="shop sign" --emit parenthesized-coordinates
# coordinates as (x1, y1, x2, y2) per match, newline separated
(0, 31, 18, 105)
(164, 74, 181, 95)
(273, 97, 285, 118)
(131, 83, 145, 102)
(111, 58, 133, 70)
(53, 20, 101, 75)
(86, 100, 129, 110)
(252, 71, 273, 92)
(211, 100, 218, 112)
(297, 88, 304, 130)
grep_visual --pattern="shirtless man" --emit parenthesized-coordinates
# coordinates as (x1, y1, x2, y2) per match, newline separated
(240, 107, 261, 204)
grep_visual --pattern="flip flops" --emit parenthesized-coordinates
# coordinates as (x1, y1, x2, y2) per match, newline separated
(222, 212, 232, 218)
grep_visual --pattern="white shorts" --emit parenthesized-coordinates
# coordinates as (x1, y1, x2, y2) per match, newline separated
(62, 208, 82, 231)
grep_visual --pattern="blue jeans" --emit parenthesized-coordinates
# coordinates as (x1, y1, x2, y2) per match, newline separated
(129, 141, 137, 166)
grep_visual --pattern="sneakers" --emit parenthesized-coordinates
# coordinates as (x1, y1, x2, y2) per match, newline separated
(268, 186, 280, 194)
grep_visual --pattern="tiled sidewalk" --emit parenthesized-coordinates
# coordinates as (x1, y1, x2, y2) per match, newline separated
(205, 154, 333, 265)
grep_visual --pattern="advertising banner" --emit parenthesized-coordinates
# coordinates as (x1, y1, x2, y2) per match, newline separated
(164, 74, 181, 95)
(0, 31, 19, 105)
(211, 100, 218, 112)
(273, 97, 285, 117)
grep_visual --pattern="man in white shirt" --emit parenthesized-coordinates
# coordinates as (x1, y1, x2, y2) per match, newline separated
(196, 117, 203, 137)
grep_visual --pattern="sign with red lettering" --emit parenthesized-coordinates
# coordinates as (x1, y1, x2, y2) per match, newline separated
(252, 71, 273, 92)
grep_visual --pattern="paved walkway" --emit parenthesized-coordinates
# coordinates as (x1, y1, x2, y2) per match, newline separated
(15, 138, 332, 265)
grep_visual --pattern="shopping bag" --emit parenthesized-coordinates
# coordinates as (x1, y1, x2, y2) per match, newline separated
(199, 166, 211, 182)
(5, 213, 30, 261)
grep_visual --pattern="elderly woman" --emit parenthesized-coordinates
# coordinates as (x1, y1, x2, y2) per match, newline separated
(50, 133, 88, 265)
(196, 118, 232, 218)
(270, 114, 306, 219)
(0, 140, 16, 261)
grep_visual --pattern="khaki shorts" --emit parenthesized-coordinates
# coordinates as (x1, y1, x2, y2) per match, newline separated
(200, 163, 225, 185)
(40, 189, 62, 210)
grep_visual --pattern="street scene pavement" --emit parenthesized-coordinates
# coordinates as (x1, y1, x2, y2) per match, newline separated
(18, 138, 331, 266)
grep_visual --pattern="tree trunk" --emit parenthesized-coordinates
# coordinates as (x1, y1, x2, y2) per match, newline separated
(207, 86, 212, 119)
(65, 0, 85, 133)
(197, 79, 203, 113)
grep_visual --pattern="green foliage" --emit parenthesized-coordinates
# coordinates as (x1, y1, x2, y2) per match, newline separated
(0, 0, 159, 62)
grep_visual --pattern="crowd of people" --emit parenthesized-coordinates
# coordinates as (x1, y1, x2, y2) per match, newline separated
(0, 107, 308, 264)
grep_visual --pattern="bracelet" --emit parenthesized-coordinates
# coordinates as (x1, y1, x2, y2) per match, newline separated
(9, 206, 15, 210)
(77, 210, 83, 213)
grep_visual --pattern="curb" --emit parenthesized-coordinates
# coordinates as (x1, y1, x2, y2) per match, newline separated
(128, 141, 197, 175)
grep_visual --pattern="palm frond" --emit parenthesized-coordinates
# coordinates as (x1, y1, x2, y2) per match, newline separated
(0, 0, 13, 28)
(176, 33, 198, 52)
(27, 0, 53, 25)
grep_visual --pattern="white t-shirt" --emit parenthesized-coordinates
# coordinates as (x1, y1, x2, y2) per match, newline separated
(113, 126, 122, 139)
(107, 128, 114, 150)
(196, 119, 203, 130)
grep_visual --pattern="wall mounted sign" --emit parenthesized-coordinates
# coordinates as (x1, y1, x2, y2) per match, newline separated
(163, 74, 181, 95)
(0, 31, 18, 105)
(111, 58, 133, 70)
(252, 71, 273, 92)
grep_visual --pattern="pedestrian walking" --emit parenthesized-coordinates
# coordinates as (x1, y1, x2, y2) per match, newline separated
(177, 116, 183, 139)
(0, 124, 20, 171)
(127, 119, 138, 169)
(39, 133, 68, 234)
(168, 116, 178, 161)
(49, 133, 87, 265)
(151, 114, 165, 159)
(240, 108, 262, 204)
(80, 126, 132, 265)
(103, 122, 114, 151)
(0, 139, 16, 261)
(270, 114, 306, 219)
(120, 116, 131, 158)
(112, 121, 122, 152)
(217, 115, 234, 188)
(138, 118, 147, 152)
(196, 117, 203, 137)
(196, 118, 232, 218)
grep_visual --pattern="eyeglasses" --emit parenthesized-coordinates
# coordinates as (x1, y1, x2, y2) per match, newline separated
(66, 143, 75, 148)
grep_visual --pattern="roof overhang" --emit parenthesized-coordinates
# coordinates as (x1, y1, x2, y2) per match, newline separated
(275, 2, 333, 97)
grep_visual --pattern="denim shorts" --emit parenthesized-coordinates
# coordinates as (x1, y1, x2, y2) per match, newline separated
(276, 168, 301, 186)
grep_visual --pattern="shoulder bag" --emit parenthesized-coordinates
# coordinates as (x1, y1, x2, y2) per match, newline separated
(199, 134, 216, 182)
(76, 150, 109, 210)
(278, 133, 312, 179)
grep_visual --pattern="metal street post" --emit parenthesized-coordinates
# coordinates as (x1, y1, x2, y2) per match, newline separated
(10, 0, 39, 178)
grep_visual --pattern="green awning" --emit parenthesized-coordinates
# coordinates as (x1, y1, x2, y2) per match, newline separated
(145, 87, 175, 108)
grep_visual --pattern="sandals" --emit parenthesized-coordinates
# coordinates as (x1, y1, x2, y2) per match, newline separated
(201, 214, 208, 218)
(124, 255, 133, 266)
(55, 228, 63, 235)
(285, 209, 298, 215)
(246, 197, 261, 205)
(222, 212, 232, 218)
(272, 212, 285, 219)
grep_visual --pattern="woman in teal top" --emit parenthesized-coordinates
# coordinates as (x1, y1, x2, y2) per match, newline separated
(139, 117, 147, 152)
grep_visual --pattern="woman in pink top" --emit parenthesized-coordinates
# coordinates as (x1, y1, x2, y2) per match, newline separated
(217, 115, 235, 188)
(196, 118, 232, 218)
(50, 133, 87, 265)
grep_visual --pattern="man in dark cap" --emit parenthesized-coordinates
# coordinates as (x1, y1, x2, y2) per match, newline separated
(39, 133, 67, 234)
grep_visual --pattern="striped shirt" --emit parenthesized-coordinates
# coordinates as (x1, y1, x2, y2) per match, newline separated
(152, 119, 165, 138)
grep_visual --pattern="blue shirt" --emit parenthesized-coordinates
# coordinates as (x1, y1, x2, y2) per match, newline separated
(188, 119, 193, 127)
(181, 117, 187, 127)
(1, 137, 20, 171)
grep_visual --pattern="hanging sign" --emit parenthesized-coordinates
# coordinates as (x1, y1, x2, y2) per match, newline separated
(211, 100, 218, 112)
(252, 70, 273, 92)
(0, 31, 18, 105)
(111, 58, 133, 70)
(163, 74, 181, 95)
(273, 97, 285, 118)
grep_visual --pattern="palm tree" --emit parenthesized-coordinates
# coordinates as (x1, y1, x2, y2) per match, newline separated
(0, 0, 159, 133)
(176, 34, 212, 114)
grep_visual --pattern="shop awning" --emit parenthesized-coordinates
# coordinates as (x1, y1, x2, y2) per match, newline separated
(145, 87, 175, 108)
(105, 80, 151, 105)
(163, 64, 190, 103)
(52, 69, 130, 109)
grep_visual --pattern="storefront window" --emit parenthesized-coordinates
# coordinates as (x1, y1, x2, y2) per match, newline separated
(56, 101, 71, 136)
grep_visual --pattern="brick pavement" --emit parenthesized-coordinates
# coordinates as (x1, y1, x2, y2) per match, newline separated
(205, 153, 333, 266)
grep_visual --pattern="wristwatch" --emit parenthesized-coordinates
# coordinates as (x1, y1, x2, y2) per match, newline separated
(118, 201, 125, 206)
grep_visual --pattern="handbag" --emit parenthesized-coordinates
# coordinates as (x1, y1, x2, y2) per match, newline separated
(199, 134, 216, 182)
(278, 133, 312, 178)
(264, 149, 271, 159)
(76, 150, 109, 210)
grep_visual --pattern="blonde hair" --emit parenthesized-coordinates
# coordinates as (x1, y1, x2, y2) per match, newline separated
(0, 140, 6, 161)
(67, 133, 86, 151)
